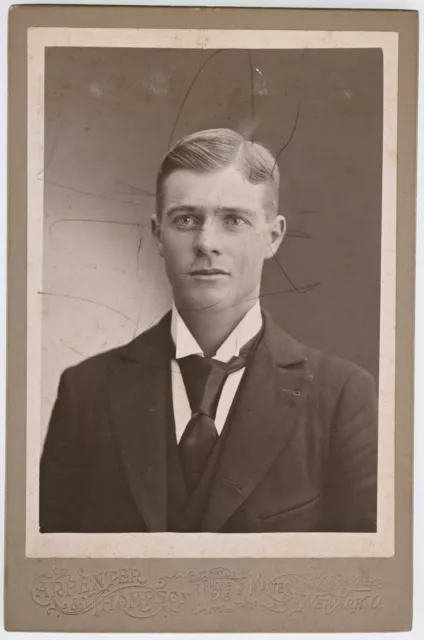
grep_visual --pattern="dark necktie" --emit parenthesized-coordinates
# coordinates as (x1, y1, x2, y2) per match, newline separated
(177, 339, 255, 495)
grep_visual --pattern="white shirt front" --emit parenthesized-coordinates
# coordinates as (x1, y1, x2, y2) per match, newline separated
(171, 302, 263, 443)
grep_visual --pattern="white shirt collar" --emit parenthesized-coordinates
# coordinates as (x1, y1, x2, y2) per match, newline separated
(171, 301, 263, 362)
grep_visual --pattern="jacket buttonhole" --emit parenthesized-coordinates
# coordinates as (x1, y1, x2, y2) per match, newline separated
(282, 388, 301, 396)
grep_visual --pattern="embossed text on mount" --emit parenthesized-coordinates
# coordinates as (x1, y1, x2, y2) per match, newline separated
(31, 565, 384, 619)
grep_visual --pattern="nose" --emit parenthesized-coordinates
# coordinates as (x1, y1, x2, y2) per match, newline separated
(194, 219, 222, 256)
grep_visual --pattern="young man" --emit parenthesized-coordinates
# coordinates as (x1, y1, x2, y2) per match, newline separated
(40, 128, 378, 534)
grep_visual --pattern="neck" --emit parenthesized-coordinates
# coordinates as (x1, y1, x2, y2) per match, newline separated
(176, 295, 258, 357)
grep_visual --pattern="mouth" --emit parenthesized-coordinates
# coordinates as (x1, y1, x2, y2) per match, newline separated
(188, 268, 230, 280)
(189, 269, 229, 276)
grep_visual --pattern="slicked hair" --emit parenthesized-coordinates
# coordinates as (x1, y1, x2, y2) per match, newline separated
(156, 128, 280, 218)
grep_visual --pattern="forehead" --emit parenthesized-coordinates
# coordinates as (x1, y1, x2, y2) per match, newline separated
(161, 166, 268, 212)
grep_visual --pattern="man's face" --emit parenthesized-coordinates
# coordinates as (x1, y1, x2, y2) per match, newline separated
(153, 165, 285, 312)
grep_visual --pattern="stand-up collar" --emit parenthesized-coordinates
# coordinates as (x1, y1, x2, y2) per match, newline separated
(171, 301, 263, 362)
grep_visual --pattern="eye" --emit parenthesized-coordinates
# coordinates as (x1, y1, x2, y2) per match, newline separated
(223, 214, 247, 228)
(174, 214, 200, 229)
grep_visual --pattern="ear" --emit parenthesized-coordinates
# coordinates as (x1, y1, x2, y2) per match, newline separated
(151, 214, 164, 257)
(264, 214, 286, 259)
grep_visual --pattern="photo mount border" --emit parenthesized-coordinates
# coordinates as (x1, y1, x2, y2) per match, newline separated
(5, 6, 417, 633)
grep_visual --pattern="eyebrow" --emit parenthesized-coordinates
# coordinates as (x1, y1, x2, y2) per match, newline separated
(216, 206, 256, 219)
(164, 205, 201, 218)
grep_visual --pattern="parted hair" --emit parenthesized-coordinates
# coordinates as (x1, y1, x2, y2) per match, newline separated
(156, 128, 280, 218)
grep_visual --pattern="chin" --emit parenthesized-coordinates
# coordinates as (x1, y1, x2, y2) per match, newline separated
(177, 289, 233, 312)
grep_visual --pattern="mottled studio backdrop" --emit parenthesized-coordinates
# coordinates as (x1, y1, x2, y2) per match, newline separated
(41, 47, 383, 441)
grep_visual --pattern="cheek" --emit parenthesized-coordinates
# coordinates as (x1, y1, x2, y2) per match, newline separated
(235, 232, 266, 267)
(162, 233, 194, 264)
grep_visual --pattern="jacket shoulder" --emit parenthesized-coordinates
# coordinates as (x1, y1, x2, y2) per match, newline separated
(284, 335, 378, 429)
(266, 313, 374, 386)
(303, 342, 375, 385)
(298, 342, 377, 421)
(60, 313, 170, 385)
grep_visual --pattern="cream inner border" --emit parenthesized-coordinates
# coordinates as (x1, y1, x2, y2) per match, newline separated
(26, 28, 398, 558)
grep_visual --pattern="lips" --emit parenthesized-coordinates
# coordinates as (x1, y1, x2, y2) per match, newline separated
(189, 269, 229, 276)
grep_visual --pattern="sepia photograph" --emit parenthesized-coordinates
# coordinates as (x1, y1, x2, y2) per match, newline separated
(25, 27, 397, 558)
(5, 5, 418, 633)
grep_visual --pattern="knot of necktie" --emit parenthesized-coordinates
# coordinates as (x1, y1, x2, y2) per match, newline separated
(177, 352, 249, 420)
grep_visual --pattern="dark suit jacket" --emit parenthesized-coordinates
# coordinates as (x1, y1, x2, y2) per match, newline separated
(40, 311, 378, 533)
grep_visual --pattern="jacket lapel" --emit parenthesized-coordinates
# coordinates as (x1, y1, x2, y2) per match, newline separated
(201, 314, 314, 532)
(109, 314, 173, 532)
